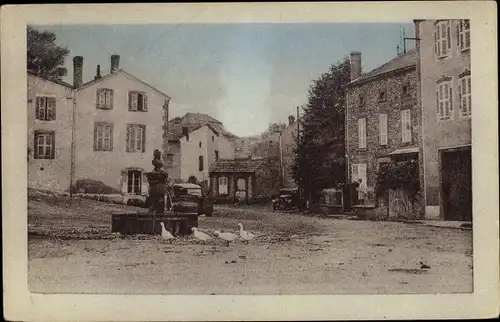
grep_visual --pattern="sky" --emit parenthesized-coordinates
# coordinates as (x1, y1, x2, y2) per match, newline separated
(38, 23, 415, 137)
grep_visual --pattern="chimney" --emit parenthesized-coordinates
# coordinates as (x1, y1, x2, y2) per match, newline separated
(350, 51, 362, 82)
(94, 65, 101, 80)
(182, 126, 189, 141)
(110, 55, 120, 73)
(288, 115, 295, 126)
(73, 56, 83, 87)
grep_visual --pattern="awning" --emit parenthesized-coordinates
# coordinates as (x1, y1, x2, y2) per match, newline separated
(389, 147, 419, 155)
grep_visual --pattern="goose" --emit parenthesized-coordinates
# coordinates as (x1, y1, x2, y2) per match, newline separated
(214, 230, 238, 247)
(238, 223, 256, 243)
(192, 227, 212, 243)
(159, 222, 175, 243)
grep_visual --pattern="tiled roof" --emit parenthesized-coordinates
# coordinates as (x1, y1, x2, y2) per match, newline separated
(169, 113, 238, 139)
(350, 50, 418, 85)
(210, 159, 265, 173)
(168, 123, 220, 141)
(182, 112, 222, 124)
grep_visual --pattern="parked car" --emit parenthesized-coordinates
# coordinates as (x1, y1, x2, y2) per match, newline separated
(167, 183, 214, 216)
(272, 188, 299, 210)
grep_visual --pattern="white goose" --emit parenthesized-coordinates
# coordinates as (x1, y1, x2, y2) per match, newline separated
(159, 222, 175, 243)
(238, 223, 256, 243)
(192, 227, 212, 243)
(214, 230, 238, 247)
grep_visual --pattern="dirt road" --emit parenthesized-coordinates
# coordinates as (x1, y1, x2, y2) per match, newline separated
(28, 193, 473, 294)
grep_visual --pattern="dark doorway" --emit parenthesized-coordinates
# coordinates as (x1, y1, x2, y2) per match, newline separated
(441, 148, 472, 221)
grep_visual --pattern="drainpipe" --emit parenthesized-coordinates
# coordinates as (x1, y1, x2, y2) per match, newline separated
(279, 131, 284, 187)
(69, 89, 77, 198)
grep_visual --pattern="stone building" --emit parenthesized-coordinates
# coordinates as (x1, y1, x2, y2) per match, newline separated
(346, 49, 424, 219)
(415, 19, 472, 221)
(209, 158, 281, 204)
(165, 121, 235, 188)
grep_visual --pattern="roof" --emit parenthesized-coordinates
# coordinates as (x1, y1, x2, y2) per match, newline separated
(167, 122, 220, 142)
(210, 159, 265, 173)
(349, 50, 418, 86)
(169, 113, 238, 139)
(76, 69, 171, 99)
(182, 112, 223, 124)
(389, 147, 419, 155)
(27, 71, 74, 89)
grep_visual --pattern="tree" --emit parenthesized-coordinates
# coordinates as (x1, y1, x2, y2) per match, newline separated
(27, 26, 70, 81)
(292, 57, 351, 201)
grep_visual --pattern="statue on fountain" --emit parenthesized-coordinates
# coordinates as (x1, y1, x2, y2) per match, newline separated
(146, 149, 168, 215)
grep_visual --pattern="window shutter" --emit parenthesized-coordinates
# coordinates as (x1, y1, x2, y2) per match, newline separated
(448, 84, 453, 115)
(447, 23, 451, 50)
(109, 90, 114, 109)
(358, 118, 366, 149)
(34, 131, 39, 158)
(50, 132, 55, 159)
(96, 90, 100, 109)
(436, 89, 440, 118)
(143, 94, 148, 111)
(126, 125, 132, 152)
(93, 123, 98, 151)
(109, 124, 114, 151)
(130, 91, 138, 111)
(142, 126, 146, 152)
(401, 110, 412, 143)
(359, 164, 367, 188)
(351, 164, 359, 182)
(35, 97, 41, 119)
(379, 114, 388, 146)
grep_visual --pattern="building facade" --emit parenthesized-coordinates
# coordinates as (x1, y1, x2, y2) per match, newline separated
(416, 19, 472, 221)
(166, 120, 235, 187)
(209, 158, 281, 204)
(346, 49, 424, 219)
(28, 55, 171, 203)
(27, 73, 74, 192)
(233, 136, 260, 159)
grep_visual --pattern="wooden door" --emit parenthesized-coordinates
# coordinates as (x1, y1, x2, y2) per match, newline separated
(441, 149, 472, 221)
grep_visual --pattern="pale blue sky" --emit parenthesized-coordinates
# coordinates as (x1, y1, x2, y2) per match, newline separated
(39, 23, 415, 136)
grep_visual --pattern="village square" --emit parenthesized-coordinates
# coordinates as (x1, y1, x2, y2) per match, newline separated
(27, 20, 473, 294)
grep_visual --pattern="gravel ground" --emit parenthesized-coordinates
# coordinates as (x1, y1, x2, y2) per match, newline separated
(28, 192, 473, 295)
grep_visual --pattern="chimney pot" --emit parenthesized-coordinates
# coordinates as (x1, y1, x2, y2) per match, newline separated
(110, 55, 120, 73)
(73, 56, 83, 87)
(349, 51, 362, 82)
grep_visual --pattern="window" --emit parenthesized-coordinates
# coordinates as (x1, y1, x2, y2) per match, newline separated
(199, 155, 204, 171)
(351, 163, 367, 188)
(215, 150, 219, 161)
(458, 19, 470, 51)
(34, 131, 55, 159)
(199, 141, 202, 148)
(96, 89, 113, 110)
(126, 124, 146, 152)
(458, 74, 471, 117)
(166, 153, 174, 167)
(379, 114, 388, 146)
(358, 118, 367, 149)
(359, 94, 365, 107)
(401, 109, 412, 143)
(129, 91, 148, 112)
(218, 176, 228, 195)
(435, 21, 451, 58)
(212, 136, 214, 142)
(35, 96, 56, 120)
(437, 80, 453, 121)
(127, 170, 142, 195)
(94, 122, 113, 151)
(402, 84, 410, 97)
(378, 90, 386, 102)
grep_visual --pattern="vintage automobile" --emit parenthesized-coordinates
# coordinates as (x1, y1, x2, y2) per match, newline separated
(166, 183, 214, 217)
(272, 188, 299, 210)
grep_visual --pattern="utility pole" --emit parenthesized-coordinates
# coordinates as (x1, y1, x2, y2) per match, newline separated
(296, 105, 302, 208)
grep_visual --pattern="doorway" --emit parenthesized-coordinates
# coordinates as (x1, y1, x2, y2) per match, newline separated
(441, 147, 472, 221)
